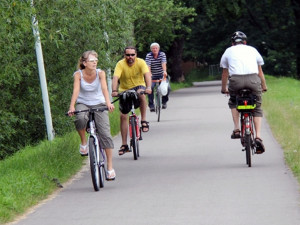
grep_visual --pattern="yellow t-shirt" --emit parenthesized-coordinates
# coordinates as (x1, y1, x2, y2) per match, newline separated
(114, 58, 149, 91)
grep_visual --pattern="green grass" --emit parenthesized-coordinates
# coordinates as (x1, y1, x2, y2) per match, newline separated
(0, 69, 299, 224)
(0, 132, 83, 223)
(263, 75, 300, 180)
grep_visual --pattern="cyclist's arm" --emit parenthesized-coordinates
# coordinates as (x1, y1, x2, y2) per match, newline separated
(68, 72, 81, 114)
(111, 75, 119, 97)
(99, 70, 114, 112)
(144, 71, 152, 94)
(221, 68, 229, 94)
(258, 65, 267, 92)
(162, 62, 167, 79)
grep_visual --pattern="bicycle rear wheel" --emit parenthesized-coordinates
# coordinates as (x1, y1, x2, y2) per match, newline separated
(245, 133, 252, 167)
(130, 117, 139, 160)
(89, 137, 100, 191)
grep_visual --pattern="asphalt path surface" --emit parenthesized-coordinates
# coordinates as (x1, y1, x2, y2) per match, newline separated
(12, 82, 300, 225)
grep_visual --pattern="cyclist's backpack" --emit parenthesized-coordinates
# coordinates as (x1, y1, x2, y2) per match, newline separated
(119, 91, 140, 114)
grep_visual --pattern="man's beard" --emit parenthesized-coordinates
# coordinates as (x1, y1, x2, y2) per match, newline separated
(127, 58, 134, 64)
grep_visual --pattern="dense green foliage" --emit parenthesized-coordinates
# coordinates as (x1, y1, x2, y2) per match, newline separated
(182, 0, 299, 77)
(0, 0, 133, 158)
(129, 0, 196, 55)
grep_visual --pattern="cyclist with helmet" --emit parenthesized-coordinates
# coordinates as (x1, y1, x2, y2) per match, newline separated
(220, 31, 267, 154)
(112, 46, 152, 156)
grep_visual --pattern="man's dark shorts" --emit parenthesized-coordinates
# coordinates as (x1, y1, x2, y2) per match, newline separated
(228, 73, 263, 117)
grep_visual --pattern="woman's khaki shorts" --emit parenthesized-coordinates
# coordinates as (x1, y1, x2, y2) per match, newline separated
(228, 74, 263, 117)
(74, 103, 114, 149)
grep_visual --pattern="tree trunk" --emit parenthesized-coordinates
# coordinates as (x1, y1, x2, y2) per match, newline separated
(293, 0, 300, 79)
(167, 37, 185, 82)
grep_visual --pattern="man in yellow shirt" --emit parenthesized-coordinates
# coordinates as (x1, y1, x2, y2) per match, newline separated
(112, 46, 152, 155)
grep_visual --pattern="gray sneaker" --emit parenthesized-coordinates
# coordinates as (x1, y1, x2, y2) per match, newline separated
(162, 103, 167, 109)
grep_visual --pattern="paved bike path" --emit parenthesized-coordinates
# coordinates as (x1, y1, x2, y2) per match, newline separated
(12, 83, 300, 225)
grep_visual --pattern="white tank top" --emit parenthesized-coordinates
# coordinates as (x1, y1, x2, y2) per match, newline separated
(76, 69, 105, 105)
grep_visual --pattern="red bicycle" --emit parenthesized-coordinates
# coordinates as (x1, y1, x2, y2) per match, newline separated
(114, 90, 144, 160)
(236, 89, 257, 167)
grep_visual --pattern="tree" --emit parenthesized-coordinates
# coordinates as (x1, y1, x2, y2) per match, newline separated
(127, 0, 196, 81)
(292, 0, 300, 79)
(183, 0, 298, 78)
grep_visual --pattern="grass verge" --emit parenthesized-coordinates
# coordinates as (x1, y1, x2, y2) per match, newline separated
(0, 132, 82, 223)
(263, 75, 300, 181)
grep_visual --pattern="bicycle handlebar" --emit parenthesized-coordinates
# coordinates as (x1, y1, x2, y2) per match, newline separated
(65, 106, 108, 116)
(111, 90, 147, 104)
(118, 90, 146, 96)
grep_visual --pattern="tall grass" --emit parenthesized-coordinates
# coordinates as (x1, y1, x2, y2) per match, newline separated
(263, 75, 300, 180)
(0, 132, 82, 223)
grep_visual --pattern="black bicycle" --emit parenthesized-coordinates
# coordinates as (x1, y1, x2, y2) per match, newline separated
(236, 89, 257, 167)
(66, 106, 109, 191)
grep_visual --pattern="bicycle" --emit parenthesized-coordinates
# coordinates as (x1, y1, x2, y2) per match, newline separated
(236, 89, 257, 167)
(152, 79, 162, 122)
(114, 90, 144, 160)
(66, 106, 110, 191)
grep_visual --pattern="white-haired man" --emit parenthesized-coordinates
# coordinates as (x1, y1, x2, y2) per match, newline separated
(145, 42, 169, 111)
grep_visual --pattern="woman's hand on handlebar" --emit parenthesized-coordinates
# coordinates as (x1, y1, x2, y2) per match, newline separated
(67, 106, 75, 116)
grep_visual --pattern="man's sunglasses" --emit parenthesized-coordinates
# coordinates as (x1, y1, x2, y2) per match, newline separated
(125, 54, 136, 57)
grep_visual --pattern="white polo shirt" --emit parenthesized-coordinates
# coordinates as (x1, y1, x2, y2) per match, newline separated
(220, 44, 264, 76)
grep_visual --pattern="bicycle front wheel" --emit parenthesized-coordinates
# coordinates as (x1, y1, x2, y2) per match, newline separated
(245, 133, 252, 167)
(99, 149, 105, 188)
(89, 137, 100, 191)
(130, 117, 138, 160)
(155, 91, 161, 122)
